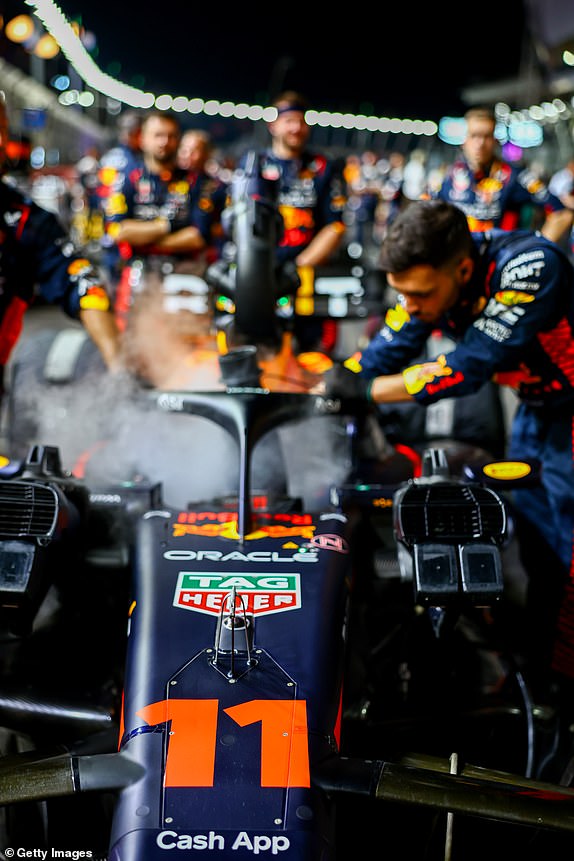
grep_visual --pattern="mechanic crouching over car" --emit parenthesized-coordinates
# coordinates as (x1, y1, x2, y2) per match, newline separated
(0, 96, 122, 396)
(319, 199, 574, 764)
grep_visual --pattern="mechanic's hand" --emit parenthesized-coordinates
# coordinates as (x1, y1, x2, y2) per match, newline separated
(315, 363, 370, 400)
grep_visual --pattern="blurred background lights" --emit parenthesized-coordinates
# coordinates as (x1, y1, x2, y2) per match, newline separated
(203, 100, 220, 116)
(438, 117, 466, 145)
(218, 102, 236, 117)
(30, 145, 46, 168)
(509, 120, 543, 147)
(187, 98, 204, 114)
(501, 141, 523, 162)
(19, 0, 441, 135)
(5, 14, 35, 42)
(50, 74, 70, 90)
(77, 91, 94, 107)
(246, 105, 264, 121)
(0, 0, 556, 147)
(154, 94, 173, 110)
(34, 33, 60, 59)
(233, 104, 250, 119)
(171, 96, 189, 112)
(58, 89, 79, 105)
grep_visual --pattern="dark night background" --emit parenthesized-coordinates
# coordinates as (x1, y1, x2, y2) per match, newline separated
(50, 0, 529, 122)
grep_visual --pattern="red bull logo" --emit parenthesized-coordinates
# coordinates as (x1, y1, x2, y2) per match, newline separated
(173, 512, 315, 541)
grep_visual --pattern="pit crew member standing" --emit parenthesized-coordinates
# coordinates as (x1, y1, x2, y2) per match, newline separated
(176, 128, 228, 260)
(0, 97, 121, 392)
(99, 111, 226, 331)
(237, 90, 347, 352)
(429, 106, 573, 244)
(96, 110, 144, 288)
(323, 199, 574, 718)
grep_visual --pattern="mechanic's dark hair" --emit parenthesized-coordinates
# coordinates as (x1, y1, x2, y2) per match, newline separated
(180, 128, 213, 150)
(464, 105, 496, 126)
(140, 110, 181, 132)
(379, 200, 473, 273)
(272, 90, 310, 114)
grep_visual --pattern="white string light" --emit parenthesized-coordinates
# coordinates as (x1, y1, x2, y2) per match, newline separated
(24, 0, 439, 136)
(25, 0, 568, 140)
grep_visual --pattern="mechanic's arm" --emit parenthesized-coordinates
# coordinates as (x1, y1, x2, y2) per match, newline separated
(368, 373, 413, 403)
(114, 218, 168, 246)
(540, 208, 574, 244)
(79, 307, 123, 372)
(152, 223, 206, 254)
(295, 222, 345, 267)
(319, 349, 465, 403)
(557, 191, 574, 209)
(317, 366, 420, 402)
(115, 217, 206, 253)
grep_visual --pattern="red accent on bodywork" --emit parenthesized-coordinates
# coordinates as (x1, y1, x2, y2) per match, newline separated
(71, 440, 108, 478)
(394, 443, 423, 477)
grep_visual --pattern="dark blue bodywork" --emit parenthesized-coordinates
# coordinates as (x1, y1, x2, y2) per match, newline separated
(110, 506, 352, 859)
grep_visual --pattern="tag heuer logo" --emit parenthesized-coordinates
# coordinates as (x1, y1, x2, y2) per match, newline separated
(174, 571, 301, 616)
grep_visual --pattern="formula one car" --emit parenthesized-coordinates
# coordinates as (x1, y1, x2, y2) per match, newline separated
(0, 153, 572, 861)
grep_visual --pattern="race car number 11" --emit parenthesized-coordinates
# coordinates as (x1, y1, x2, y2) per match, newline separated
(137, 698, 311, 788)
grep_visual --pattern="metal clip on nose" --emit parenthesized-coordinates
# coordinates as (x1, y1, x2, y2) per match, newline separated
(212, 587, 255, 680)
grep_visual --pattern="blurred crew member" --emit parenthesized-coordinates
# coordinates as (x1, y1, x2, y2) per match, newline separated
(0, 97, 121, 392)
(429, 106, 573, 244)
(96, 111, 144, 287)
(176, 128, 227, 258)
(100, 111, 226, 331)
(237, 91, 348, 352)
(100, 110, 143, 176)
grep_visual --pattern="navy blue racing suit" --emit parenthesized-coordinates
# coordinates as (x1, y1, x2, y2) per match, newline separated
(0, 178, 112, 390)
(99, 162, 227, 329)
(96, 141, 145, 286)
(357, 228, 574, 685)
(430, 157, 567, 232)
(250, 149, 347, 264)
(237, 148, 347, 351)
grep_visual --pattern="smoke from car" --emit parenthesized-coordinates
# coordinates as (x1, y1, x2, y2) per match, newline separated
(9, 369, 234, 506)
(9, 369, 351, 511)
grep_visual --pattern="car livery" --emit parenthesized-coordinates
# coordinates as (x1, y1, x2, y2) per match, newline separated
(110, 506, 352, 860)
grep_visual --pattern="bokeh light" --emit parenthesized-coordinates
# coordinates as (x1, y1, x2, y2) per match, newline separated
(34, 32, 60, 59)
(5, 14, 35, 43)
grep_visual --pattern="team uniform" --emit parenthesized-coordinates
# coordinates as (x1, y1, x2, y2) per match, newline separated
(99, 163, 227, 329)
(548, 166, 574, 261)
(96, 142, 145, 286)
(250, 149, 347, 263)
(430, 157, 567, 231)
(355, 228, 574, 684)
(99, 141, 144, 179)
(0, 179, 112, 391)
(240, 148, 347, 351)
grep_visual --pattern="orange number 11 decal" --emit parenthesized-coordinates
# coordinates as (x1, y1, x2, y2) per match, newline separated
(137, 698, 311, 788)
